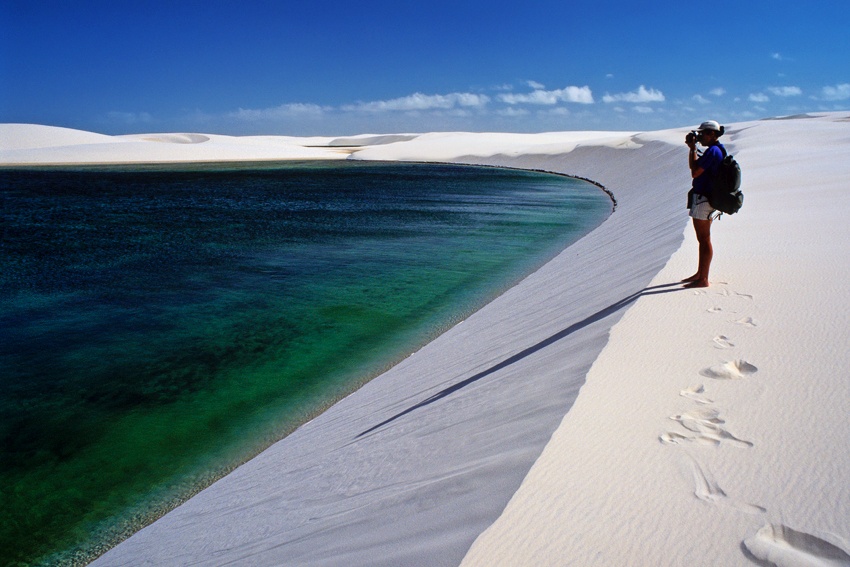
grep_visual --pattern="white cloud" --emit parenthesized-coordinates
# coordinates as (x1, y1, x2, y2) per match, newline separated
(771, 52, 783, 61)
(230, 103, 327, 121)
(710, 88, 726, 97)
(821, 83, 850, 101)
(498, 85, 594, 105)
(602, 85, 665, 104)
(526, 80, 545, 90)
(768, 86, 802, 97)
(633, 106, 654, 114)
(749, 93, 770, 103)
(342, 92, 490, 112)
(497, 107, 530, 117)
(692, 94, 711, 105)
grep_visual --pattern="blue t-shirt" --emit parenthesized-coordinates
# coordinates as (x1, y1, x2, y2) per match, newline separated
(693, 143, 725, 195)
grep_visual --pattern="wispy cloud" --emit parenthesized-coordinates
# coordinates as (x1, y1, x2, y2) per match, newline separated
(692, 88, 724, 105)
(498, 86, 594, 105)
(820, 83, 850, 101)
(342, 92, 490, 112)
(767, 86, 802, 97)
(526, 80, 546, 90)
(602, 85, 665, 104)
(749, 93, 770, 103)
(230, 103, 328, 121)
(232, 92, 492, 122)
(770, 52, 796, 63)
(496, 107, 530, 117)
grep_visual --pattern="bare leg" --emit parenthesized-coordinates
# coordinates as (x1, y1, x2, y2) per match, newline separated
(683, 218, 712, 287)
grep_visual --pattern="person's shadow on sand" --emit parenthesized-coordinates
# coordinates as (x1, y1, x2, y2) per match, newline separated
(357, 282, 686, 438)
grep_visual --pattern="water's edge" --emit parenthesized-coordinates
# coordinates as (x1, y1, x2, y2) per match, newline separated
(93, 141, 688, 567)
(2, 161, 612, 566)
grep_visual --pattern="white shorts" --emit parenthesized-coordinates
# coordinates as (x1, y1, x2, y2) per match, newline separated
(689, 193, 717, 220)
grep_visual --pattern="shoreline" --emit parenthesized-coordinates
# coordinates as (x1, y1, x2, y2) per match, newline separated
(2, 159, 608, 567)
(85, 128, 690, 566)
(0, 155, 616, 212)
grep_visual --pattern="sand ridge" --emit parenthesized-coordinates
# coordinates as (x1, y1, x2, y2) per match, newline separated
(460, 112, 850, 566)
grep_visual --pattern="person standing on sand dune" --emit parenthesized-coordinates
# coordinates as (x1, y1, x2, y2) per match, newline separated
(683, 120, 726, 288)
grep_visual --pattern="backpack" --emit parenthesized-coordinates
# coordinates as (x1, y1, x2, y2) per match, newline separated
(708, 145, 743, 215)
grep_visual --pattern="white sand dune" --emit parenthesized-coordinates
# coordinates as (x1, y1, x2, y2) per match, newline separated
(0, 125, 347, 163)
(4, 114, 848, 566)
(0, 123, 122, 150)
(459, 114, 850, 567)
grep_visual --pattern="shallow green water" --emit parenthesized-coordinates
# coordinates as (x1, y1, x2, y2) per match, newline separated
(0, 161, 610, 565)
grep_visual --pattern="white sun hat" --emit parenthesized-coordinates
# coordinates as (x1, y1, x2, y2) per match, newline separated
(697, 120, 722, 132)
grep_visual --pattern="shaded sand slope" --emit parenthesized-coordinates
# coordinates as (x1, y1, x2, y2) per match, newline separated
(89, 132, 689, 566)
(460, 114, 850, 566)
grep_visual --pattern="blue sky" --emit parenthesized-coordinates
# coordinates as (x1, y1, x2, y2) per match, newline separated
(2, 0, 848, 135)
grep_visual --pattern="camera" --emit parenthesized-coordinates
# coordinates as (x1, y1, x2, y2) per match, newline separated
(686, 130, 699, 145)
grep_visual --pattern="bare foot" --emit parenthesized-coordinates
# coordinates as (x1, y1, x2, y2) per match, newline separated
(681, 273, 701, 282)
(683, 279, 709, 288)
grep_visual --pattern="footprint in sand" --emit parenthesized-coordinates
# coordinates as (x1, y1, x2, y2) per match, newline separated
(659, 431, 692, 445)
(716, 289, 755, 300)
(680, 384, 713, 405)
(736, 316, 759, 327)
(713, 335, 735, 349)
(700, 359, 758, 380)
(689, 459, 765, 515)
(661, 407, 753, 448)
(743, 524, 850, 567)
(707, 306, 724, 313)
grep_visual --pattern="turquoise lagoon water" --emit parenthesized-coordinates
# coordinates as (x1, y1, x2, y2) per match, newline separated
(0, 161, 610, 565)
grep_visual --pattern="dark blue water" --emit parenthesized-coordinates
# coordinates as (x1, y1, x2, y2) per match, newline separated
(0, 161, 610, 565)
